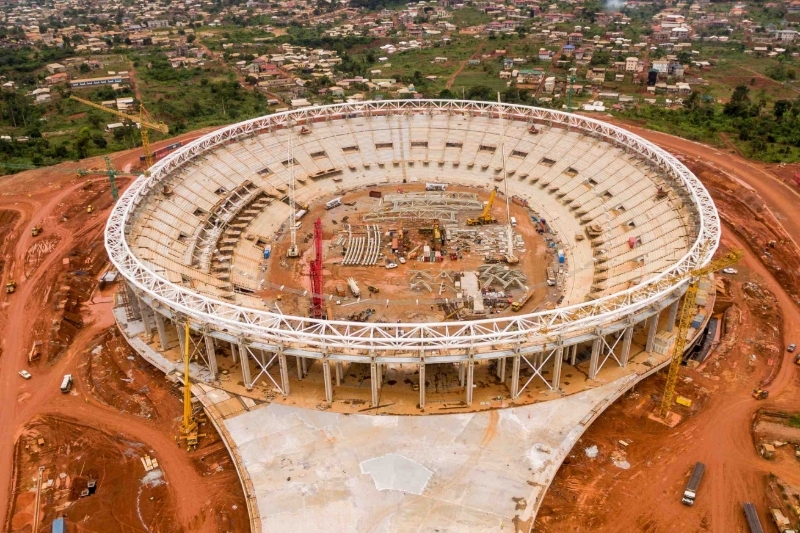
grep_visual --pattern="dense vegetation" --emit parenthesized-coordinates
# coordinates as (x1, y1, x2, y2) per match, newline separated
(618, 86, 800, 162)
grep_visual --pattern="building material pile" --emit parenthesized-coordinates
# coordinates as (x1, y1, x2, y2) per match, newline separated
(477, 265, 528, 290)
(362, 191, 483, 222)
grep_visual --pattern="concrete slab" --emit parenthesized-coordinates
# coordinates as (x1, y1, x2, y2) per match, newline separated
(223, 377, 639, 533)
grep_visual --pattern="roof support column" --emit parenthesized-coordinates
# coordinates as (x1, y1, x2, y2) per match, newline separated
(465, 357, 475, 406)
(204, 334, 218, 377)
(335, 361, 343, 386)
(139, 302, 153, 337)
(296, 356, 304, 380)
(230, 341, 238, 364)
(589, 335, 601, 379)
(621, 325, 634, 367)
(511, 352, 521, 398)
(646, 312, 659, 353)
(666, 299, 680, 333)
(154, 311, 169, 351)
(458, 361, 465, 387)
(126, 283, 142, 320)
(370, 357, 379, 407)
(552, 341, 563, 390)
(176, 322, 186, 357)
(238, 339, 253, 390)
(377, 362, 383, 390)
(278, 347, 290, 396)
(419, 356, 426, 410)
(497, 356, 506, 383)
(569, 343, 578, 366)
(322, 355, 333, 404)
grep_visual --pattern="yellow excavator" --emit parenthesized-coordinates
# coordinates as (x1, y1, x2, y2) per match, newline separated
(467, 187, 498, 226)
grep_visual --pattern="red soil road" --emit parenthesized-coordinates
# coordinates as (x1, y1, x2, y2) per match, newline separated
(0, 163, 220, 531)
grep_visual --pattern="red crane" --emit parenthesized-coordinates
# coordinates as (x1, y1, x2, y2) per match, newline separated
(310, 218, 325, 319)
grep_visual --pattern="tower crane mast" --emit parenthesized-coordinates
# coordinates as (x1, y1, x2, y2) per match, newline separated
(659, 248, 743, 418)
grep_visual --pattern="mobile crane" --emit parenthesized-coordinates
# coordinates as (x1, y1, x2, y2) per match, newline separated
(175, 322, 205, 450)
(70, 95, 169, 168)
(659, 247, 743, 418)
(467, 187, 498, 226)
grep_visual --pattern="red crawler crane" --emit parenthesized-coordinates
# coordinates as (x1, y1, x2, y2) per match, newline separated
(310, 218, 325, 319)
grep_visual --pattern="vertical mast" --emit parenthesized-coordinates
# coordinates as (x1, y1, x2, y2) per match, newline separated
(497, 94, 517, 263)
(287, 117, 299, 258)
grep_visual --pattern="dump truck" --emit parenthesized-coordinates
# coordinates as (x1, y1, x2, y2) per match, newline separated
(511, 290, 533, 312)
(743, 503, 765, 533)
(5, 280, 16, 294)
(31, 225, 42, 237)
(681, 462, 705, 506)
(753, 388, 769, 400)
(770, 508, 796, 533)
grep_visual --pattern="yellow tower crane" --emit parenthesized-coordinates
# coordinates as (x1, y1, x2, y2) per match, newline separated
(69, 95, 169, 168)
(175, 322, 205, 450)
(659, 248, 744, 418)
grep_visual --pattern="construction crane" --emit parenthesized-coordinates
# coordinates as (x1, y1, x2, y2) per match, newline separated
(176, 322, 204, 450)
(78, 156, 121, 201)
(659, 248, 743, 418)
(309, 218, 325, 319)
(70, 95, 169, 168)
(467, 187, 498, 226)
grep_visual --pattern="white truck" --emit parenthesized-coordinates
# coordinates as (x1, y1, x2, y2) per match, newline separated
(681, 462, 705, 506)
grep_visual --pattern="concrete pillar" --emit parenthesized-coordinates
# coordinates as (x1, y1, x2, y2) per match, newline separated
(140, 304, 153, 336)
(646, 313, 659, 353)
(278, 350, 290, 396)
(589, 336, 602, 379)
(127, 285, 142, 319)
(666, 300, 679, 333)
(176, 323, 186, 356)
(204, 335, 218, 376)
(511, 354, 520, 398)
(621, 326, 634, 366)
(370, 359, 379, 407)
(458, 361, 465, 387)
(154, 312, 169, 351)
(419, 361, 426, 409)
(301, 356, 308, 376)
(465, 359, 475, 405)
(335, 361, 343, 386)
(552, 345, 563, 390)
(296, 356, 304, 380)
(377, 363, 383, 389)
(570, 343, 578, 366)
(323, 359, 333, 404)
(230, 342, 238, 363)
(238, 341, 253, 390)
(498, 356, 506, 382)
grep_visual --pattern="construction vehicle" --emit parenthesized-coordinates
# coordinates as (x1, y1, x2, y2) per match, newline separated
(30, 225, 42, 237)
(659, 247, 743, 418)
(770, 508, 796, 533)
(753, 388, 769, 400)
(86, 204, 94, 214)
(175, 322, 205, 450)
(511, 290, 534, 312)
(467, 187, 498, 226)
(367, 285, 380, 294)
(681, 462, 705, 506)
(5, 280, 16, 294)
(743, 503, 765, 533)
(70, 95, 169, 168)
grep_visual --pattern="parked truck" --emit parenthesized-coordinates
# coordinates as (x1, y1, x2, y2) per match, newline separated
(681, 462, 705, 506)
(743, 503, 765, 533)
(771, 508, 797, 533)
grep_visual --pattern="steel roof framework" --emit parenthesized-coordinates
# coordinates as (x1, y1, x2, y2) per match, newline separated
(106, 100, 720, 355)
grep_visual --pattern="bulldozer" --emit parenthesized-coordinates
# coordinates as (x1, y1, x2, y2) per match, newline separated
(5, 280, 16, 294)
(467, 187, 498, 226)
(753, 388, 769, 400)
(30, 225, 42, 237)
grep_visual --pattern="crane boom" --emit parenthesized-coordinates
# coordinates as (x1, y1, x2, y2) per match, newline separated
(659, 248, 743, 418)
(70, 95, 168, 168)
(467, 187, 498, 226)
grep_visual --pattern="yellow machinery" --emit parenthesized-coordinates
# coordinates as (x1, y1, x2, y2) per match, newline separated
(511, 290, 533, 312)
(659, 248, 743, 418)
(70, 95, 169, 168)
(176, 322, 205, 450)
(467, 187, 498, 226)
(31, 225, 42, 237)
(5, 280, 16, 294)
